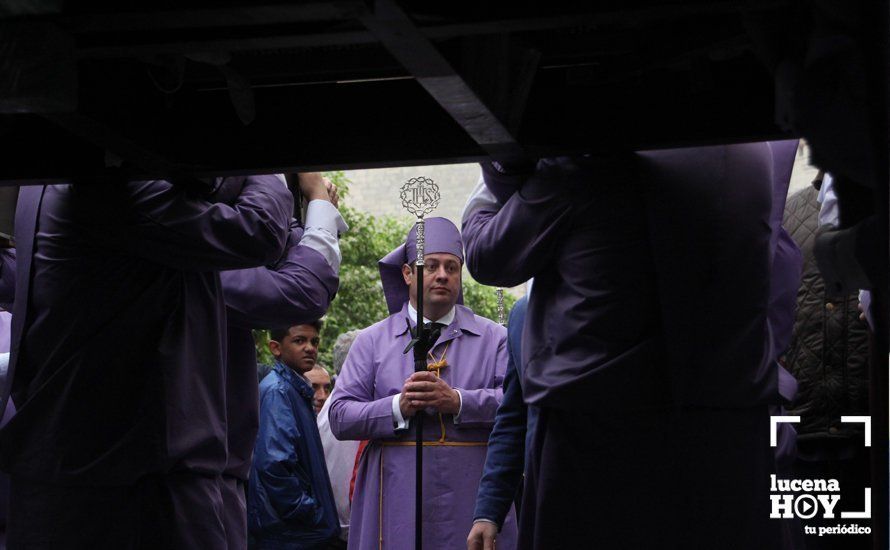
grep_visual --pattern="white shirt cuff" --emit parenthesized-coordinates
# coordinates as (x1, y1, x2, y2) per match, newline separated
(301, 200, 349, 272)
(452, 389, 464, 424)
(391, 394, 410, 431)
(817, 173, 839, 227)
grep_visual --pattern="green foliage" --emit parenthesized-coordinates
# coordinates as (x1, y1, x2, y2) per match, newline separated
(254, 329, 275, 367)
(255, 171, 515, 372)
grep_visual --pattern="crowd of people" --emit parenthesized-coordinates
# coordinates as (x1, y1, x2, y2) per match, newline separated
(0, 142, 877, 549)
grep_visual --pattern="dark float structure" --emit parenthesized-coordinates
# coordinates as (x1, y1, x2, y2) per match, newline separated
(0, 1, 887, 548)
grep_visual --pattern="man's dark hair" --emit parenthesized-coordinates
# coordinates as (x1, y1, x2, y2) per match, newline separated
(270, 320, 323, 343)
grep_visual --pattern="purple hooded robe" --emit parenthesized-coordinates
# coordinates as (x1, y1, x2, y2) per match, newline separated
(328, 218, 517, 550)
(463, 144, 788, 549)
(0, 176, 291, 548)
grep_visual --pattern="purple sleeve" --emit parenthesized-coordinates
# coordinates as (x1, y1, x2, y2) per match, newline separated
(254, 386, 321, 523)
(0, 248, 14, 310)
(479, 161, 534, 204)
(769, 228, 803, 359)
(455, 330, 507, 427)
(221, 224, 339, 330)
(127, 175, 292, 271)
(463, 162, 574, 287)
(328, 332, 400, 441)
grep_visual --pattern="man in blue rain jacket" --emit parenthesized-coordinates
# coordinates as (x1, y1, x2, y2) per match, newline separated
(249, 321, 340, 549)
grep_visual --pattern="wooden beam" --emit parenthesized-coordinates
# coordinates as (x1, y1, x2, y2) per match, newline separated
(360, 0, 525, 162)
(459, 34, 540, 135)
(42, 112, 193, 178)
(76, 30, 378, 60)
(71, 1, 788, 60)
(0, 77, 488, 183)
(59, 2, 366, 33)
(0, 21, 76, 113)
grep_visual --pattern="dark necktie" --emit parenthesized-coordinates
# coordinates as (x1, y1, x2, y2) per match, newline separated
(424, 321, 446, 346)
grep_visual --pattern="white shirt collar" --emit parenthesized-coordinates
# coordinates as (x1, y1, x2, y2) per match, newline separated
(407, 303, 455, 326)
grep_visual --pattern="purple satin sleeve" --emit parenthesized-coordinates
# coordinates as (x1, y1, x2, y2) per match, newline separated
(455, 334, 507, 427)
(127, 175, 293, 272)
(0, 399, 14, 430)
(0, 248, 14, 310)
(464, 163, 575, 288)
(222, 224, 338, 330)
(769, 229, 803, 360)
(777, 366, 798, 405)
(328, 332, 401, 441)
(480, 161, 533, 204)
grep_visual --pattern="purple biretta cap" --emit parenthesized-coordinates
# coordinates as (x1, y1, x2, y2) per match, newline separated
(378, 217, 465, 314)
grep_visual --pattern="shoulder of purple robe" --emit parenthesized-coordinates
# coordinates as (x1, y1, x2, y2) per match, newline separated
(0, 248, 15, 310)
(480, 161, 535, 204)
(124, 174, 293, 271)
(222, 223, 338, 330)
(464, 160, 581, 287)
(452, 309, 507, 427)
(328, 317, 405, 442)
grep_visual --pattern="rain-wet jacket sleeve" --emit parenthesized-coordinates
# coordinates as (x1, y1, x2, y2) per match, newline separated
(253, 386, 323, 525)
(473, 299, 528, 527)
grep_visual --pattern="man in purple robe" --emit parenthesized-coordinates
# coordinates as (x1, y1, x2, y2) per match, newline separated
(328, 217, 517, 550)
(0, 176, 292, 548)
(463, 145, 787, 549)
(220, 172, 345, 548)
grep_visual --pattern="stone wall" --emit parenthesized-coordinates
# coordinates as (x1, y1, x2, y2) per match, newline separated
(343, 141, 821, 220)
(343, 163, 480, 226)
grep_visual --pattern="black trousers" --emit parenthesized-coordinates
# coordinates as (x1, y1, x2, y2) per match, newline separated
(8, 471, 226, 549)
(519, 405, 783, 550)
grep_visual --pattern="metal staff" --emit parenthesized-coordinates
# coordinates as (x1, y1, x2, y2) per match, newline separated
(400, 176, 440, 550)
(496, 287, 506, 326)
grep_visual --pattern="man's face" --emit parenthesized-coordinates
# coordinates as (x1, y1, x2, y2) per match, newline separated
(304, 367, 332, 414)
(270, 325, 320, 375)
(402, 252, 462, 313)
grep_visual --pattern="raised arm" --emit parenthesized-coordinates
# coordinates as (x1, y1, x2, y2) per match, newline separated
(222, 222, 340, 329)
(462, 162, 575, 287)
(124, 174, 293, 271)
